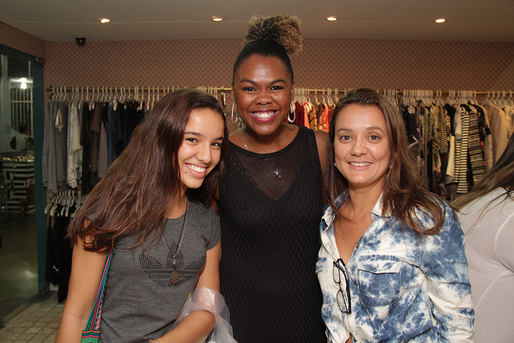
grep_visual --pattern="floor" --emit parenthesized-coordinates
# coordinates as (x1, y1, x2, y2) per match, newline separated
(0, 292, 62, 343)
(0, 215, 62, 343)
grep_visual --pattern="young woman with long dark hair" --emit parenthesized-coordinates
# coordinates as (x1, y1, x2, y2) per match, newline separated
(56, 89, 229, 343)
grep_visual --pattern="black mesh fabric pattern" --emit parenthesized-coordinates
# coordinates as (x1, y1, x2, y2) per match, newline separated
(219, 126, 326, 342)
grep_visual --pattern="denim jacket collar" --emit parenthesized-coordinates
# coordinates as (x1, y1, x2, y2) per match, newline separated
(322, 192, 391, 233)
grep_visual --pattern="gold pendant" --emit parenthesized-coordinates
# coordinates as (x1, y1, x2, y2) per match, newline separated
(170, 270, 179, 284)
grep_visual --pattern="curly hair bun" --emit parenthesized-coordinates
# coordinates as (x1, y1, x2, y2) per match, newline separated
(244, 15, 302, 54)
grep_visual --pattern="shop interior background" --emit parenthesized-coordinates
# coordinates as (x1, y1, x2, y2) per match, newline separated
(0, 0, 513, 334)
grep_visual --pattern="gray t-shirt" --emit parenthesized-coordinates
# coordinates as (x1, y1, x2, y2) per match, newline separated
(98, 201, 220, 343)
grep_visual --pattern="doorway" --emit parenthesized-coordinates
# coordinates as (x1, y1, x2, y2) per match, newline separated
(0, 44, 45, 325)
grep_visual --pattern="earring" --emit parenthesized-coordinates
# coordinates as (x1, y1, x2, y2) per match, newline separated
(231, 102, 238, 123)
(288, 101, 296, 123)
(334, 162, 337, 167)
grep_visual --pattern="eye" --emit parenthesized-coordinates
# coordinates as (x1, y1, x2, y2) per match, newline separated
(271, 85, 284, 91)
(368, 135, 381, 141)
(338, 135, 351, 142)
(212, 141, 222, 148)
(242, 86, 256, 92)
(185, 137, 197, 143)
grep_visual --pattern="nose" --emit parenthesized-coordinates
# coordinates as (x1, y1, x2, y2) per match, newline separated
(197, 143, 212, 164)
(255, 90, 272, 105)
(350, 137, 366, 156)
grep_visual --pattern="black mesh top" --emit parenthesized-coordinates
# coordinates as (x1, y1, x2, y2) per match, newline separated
(219, 126, 326, 342)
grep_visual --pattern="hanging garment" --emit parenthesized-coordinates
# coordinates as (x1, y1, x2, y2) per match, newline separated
(80, 103, 93, 193)
(67, 101, 83, 188)
(456, 105, 470, 194)
(462, 104, 486, 186)
(45, 207, 73, 302)
(483, 102, 509, 162)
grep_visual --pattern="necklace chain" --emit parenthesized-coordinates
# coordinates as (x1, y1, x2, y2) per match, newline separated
(161, 201, 188, 285)
(242, 127, 286, 178)
(242, 125, 287, 151)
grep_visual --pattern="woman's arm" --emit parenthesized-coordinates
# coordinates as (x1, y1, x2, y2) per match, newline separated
(55, 236, 107, 343)
(424, 207, 474, 342)
(152, 241, 221, 343)
(314, 130, 328, 175)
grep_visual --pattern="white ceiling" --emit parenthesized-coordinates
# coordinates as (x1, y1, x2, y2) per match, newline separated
(1, 0, 514, 42)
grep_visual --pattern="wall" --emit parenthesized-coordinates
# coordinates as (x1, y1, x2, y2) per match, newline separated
(43, 38, 514, 93)
(0, 20, 512, 93)
(0, 22, 45, 58)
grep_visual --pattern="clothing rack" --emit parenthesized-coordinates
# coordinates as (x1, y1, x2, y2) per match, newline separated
(46, 86, 514, 96)
(45, 86, 514, 108)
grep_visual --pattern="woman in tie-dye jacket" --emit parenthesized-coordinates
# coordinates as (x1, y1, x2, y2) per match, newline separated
(317, 88, 474, 343)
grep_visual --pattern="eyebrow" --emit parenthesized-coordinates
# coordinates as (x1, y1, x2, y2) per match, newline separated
(238, 78, 288, 85)
(184, 131, 224, 141)
(337, 126, 385, 133)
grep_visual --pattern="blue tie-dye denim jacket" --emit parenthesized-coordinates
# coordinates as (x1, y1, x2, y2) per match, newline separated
(317, 193, 474, 342)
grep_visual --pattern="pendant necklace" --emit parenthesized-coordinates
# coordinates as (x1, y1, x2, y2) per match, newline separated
(242, 126, 287, 151)
(243, 127, 286, 178)
(162, 201, 188, 285)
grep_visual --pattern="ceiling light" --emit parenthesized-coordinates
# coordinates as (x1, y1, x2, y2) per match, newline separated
(20, 78, 27, 89)
(435, 18, 446, 23)
(99, 18, 110, 24)
(326, 16, 338, 21)
(212, 16, 224, 22)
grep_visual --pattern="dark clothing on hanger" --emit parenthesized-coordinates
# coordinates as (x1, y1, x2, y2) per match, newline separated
(45, 209, 73, 303)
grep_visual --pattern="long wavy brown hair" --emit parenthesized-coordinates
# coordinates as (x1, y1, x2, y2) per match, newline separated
(453, 133, 514, 213)
(323, 88, 447, 235)
(68, 89, 229, 252)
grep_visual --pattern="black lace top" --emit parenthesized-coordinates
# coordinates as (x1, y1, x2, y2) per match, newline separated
(219, 126, 326, 342)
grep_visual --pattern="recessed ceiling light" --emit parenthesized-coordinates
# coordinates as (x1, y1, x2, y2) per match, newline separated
(326, 16, 338, 21)
(99, 18, 110, 24)
(435, 18, 446, 23)
(212, 16, 224, 22)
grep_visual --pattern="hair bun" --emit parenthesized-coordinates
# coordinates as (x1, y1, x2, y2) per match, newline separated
(244, 15, 302, 54)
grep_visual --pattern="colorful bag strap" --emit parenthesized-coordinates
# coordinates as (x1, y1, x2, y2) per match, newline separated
(84, 250, 114, 331)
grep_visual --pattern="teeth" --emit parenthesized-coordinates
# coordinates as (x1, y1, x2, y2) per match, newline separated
(189, 164, 206, 173)
(350, 162, 371, 167)
(252, 111, 276, 119)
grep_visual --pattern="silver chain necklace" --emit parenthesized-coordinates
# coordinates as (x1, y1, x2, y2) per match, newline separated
(242, 127, 286, 178)
(161, 201, 188, 285)
(242, 126, 287, 151)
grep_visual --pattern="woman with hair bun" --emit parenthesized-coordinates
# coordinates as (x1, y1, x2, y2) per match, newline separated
(216, 15, 328, 342)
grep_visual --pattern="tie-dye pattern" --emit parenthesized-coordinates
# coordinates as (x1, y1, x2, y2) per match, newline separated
(317, 193, 474, 342)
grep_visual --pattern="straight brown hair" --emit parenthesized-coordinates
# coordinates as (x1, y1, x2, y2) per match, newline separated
(68, 89, 229, 252)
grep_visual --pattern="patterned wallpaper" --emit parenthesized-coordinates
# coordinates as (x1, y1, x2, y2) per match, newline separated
(0, 22, 46, 58)
(43, 38, 514, 93)
(1, 20, 513, 98)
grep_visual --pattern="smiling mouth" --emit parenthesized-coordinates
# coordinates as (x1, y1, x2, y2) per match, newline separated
(187, 164, 207, 173)
(251, 110, 277, 120)
(349, 162, 371, 167)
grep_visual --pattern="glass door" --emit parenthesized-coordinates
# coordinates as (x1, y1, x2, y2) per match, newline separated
(0, 45, 44, 326)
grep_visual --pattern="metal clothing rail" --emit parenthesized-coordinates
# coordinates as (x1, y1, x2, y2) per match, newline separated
(46, 86, 514, 96)
(45, 86, 232, 95)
